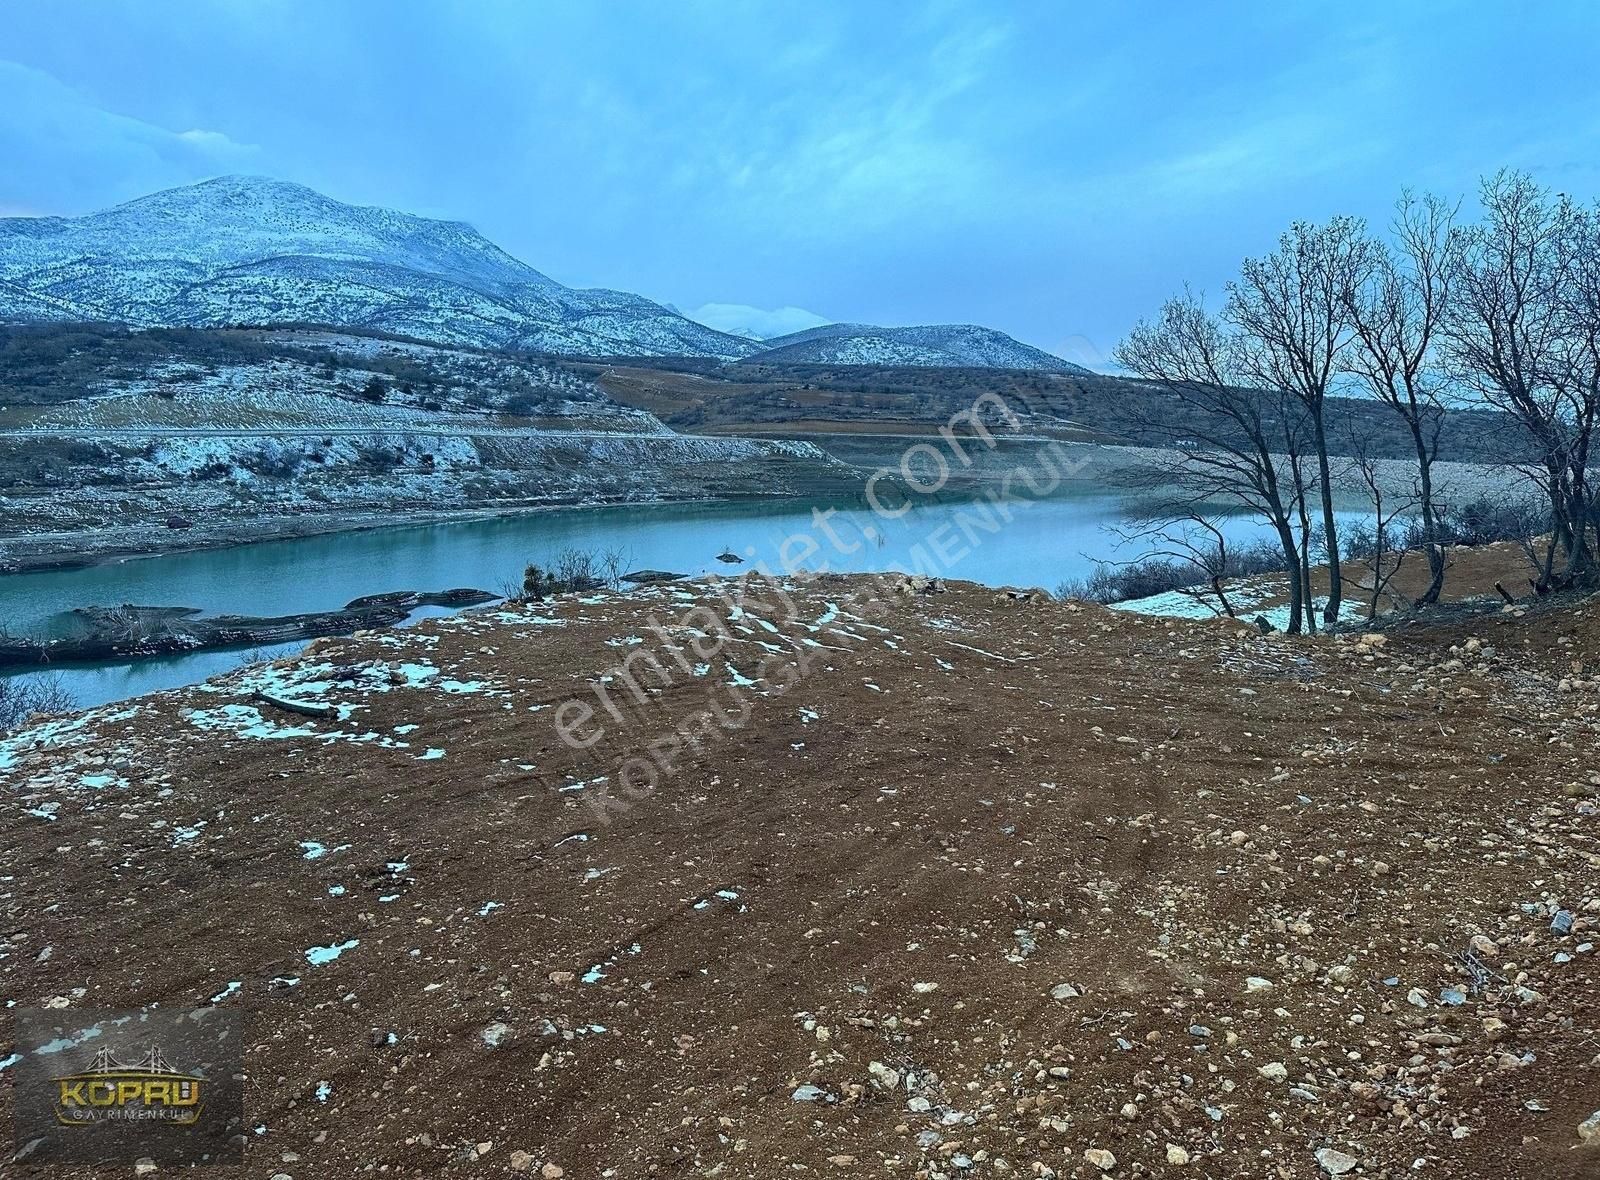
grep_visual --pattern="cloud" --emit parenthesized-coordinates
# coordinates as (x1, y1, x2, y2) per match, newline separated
(0, 60, 256, 215)
(686, 303, 831, 340)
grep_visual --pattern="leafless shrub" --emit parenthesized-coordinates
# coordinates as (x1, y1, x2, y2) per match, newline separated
(0, 673, 77, 732)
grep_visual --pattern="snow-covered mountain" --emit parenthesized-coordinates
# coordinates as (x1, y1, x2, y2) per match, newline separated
(748, 322, 1088, 373)
(0, 176, 757, 360)
(0, 177, 1089, 372)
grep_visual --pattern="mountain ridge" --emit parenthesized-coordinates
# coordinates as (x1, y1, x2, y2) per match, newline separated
(0, 176, 755, 360)
(0, 176, 1085, 372)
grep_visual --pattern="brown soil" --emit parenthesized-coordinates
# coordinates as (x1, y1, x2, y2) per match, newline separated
(2, 576, 1598, 1178)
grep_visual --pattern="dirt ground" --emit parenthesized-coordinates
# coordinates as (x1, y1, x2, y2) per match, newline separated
(1, 574, 1598, 1178)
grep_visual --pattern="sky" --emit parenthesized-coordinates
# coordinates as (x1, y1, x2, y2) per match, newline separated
(5, 1, 1600, 363)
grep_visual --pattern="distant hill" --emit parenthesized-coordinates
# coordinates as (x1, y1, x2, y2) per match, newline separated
(0, 176, 756, 360)
(747, 322, 1090, 373)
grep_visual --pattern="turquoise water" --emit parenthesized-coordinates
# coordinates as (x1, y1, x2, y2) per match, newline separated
(1, 491, 1302, 709)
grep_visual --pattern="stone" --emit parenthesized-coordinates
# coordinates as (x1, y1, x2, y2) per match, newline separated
(135, 1164, 159, 1179)
(1258, 1061, 1289, 1081)
(1314, 1147, 1358, 1175)
(1552, 910, 1576, 935)
(1084, 1148, 1117, 1171)
(792, 1084, 828, 1102)
(1244, 976, 1274, 993)
(1165, 1144, 1190, 1165)
(1580, 1110, 1600, 1143)
(1050, 982, 1081, 1000)
(867, 1060, 902, 1090)
(541, 1165, 564, 1180)
(509, 1152, 536, 1173)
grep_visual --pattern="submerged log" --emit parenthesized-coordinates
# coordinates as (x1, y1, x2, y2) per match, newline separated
(343, 588, 497, 611)
(621, 569, 686, 584)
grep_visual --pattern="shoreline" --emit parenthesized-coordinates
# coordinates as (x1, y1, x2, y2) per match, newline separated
(0, 438, 1514, 578)
(0, 490, 816, 577)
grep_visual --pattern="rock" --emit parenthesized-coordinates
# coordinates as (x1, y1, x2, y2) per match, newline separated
(548, 970, 575, 985)
(480, 1021, 512, 1048)
(541, 1165, 564, 1180)
(1244, 975, 1274, 993)
(509, 1151, 536, 1173)
(1580, 1110, 1600, 1142)
(868, 1060, 902, 1090)
(1084, 1148, 1117, 1171)
(828, 1155, 858, 1167)
(1165, 1144, 1191, 1165)
(1552, 910, 1576, 935)
(912, 981, 939, 993)
(1050, 982, 1081, 1000)
(1258, 1061, 1289, 1081)
(135, 1163, 159, 1178)
(792, 1084, 829, 1102)
(1314, 1147, 1358, 1175)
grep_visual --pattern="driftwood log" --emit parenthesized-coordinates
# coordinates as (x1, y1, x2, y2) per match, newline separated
(0, 588, 496, 670)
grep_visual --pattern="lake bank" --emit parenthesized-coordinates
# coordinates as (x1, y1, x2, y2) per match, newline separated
(0, 433, 1505, 574)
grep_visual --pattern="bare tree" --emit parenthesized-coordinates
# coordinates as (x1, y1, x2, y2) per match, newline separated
(1441, 171, 1599, 589)
(1114, 290, 1315, 633)
(1227, 217, 1367, 627)
(1343, 192, 1458, 605)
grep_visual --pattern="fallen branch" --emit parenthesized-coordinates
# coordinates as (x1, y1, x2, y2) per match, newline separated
(253, 691, 337, 720)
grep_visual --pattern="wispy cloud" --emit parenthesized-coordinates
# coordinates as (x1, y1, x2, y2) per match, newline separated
(0, 61, 255, 215)
(686, 303, 830, 340)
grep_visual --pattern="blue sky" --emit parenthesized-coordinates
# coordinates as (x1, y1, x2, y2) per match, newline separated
(5, 1, 1600, 361)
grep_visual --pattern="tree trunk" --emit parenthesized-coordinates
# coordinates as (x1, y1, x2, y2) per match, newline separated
(1313, 414, 1343, 628)
(1273, 518, 1302, 635)
(1410, 420, 1446, 606)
